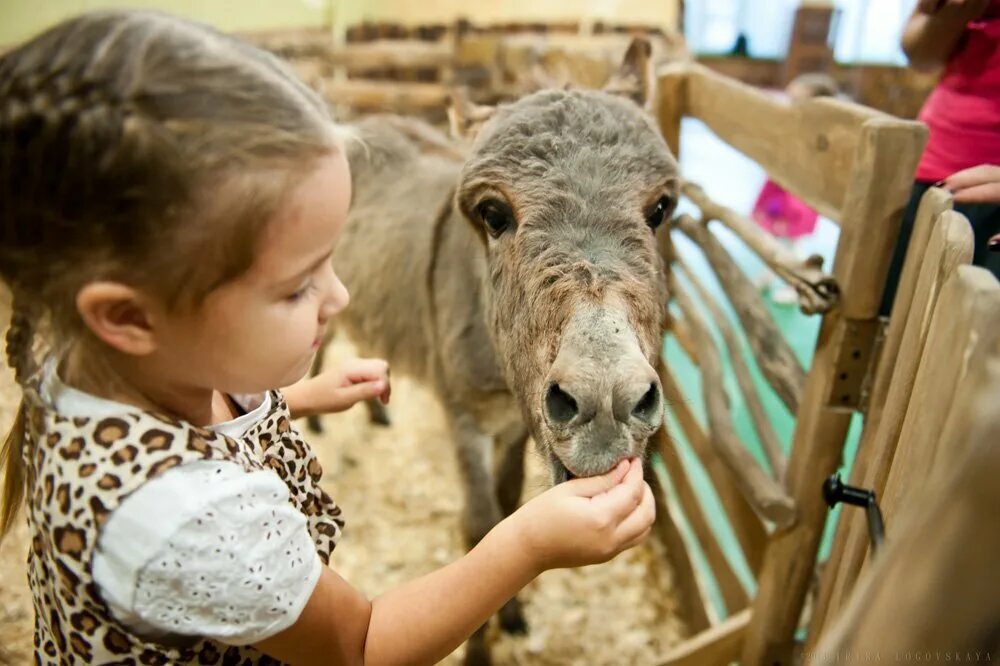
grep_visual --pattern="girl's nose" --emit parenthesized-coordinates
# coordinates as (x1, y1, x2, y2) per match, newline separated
(319, 268, 349, 322)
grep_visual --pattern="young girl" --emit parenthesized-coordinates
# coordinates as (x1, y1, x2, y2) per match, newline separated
(0, 11, 654, 665)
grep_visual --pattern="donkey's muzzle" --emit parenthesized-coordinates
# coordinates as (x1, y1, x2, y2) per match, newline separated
(539, 302, 663, 478)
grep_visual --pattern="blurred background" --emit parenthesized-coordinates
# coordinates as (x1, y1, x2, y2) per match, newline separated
(1, 0, 935, 120)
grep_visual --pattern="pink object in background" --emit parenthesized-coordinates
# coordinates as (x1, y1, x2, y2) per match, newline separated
(751, 179, 819, 239)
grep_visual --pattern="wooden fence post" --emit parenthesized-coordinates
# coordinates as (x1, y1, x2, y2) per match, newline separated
(656, 64, 689, 159)
(814, 281, 1000, 653)
(742, 117, 925, 665)
(807, 205, 972, 641)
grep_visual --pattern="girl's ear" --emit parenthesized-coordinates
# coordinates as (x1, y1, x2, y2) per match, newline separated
(75, 282, 159, 356)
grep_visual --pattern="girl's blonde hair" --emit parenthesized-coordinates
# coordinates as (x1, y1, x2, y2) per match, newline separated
(0, 10, 342, 539)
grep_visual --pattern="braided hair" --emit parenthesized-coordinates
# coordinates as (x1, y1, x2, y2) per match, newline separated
(0, 10, 341, 539)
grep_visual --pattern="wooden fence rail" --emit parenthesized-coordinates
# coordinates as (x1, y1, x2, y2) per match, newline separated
(807, 195, 971, 642)
(669, 272, 796, 527)
(673, 214, 806, 413)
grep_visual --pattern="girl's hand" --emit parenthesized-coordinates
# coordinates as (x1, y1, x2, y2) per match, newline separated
(941, 164, 1000, 204)
(283, 358, 391, 419)
(330, 358, 392, 406)
(511, 458, 655, 572)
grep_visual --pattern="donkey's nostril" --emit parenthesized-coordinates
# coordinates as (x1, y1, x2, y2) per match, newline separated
(545, 383, 579, 424)
(632, 382, 661, 423)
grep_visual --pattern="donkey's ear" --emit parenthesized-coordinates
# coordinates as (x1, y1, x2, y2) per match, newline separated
(603, 37, 655, 110)
(448, 88, 496, 142)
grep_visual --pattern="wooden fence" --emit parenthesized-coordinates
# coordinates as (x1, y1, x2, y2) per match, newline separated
(653, 61, 920, 664)
(245, 21, 688, 118)
(652, 62, 999, 664)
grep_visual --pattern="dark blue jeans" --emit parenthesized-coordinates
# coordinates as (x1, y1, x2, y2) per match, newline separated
(879, 181, 1000, 317)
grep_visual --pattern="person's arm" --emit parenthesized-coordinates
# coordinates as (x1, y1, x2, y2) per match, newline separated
(282, 357, 391, 419)
(255, 516, 535, 665)
(254, 459, 654, 665)
(901, 0, 990, 72)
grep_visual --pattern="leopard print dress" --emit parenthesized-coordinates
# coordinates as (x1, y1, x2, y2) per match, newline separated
(20, 377, 344, 665)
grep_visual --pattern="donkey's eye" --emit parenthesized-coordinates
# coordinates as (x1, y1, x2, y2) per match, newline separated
(476, 199, 515, 237)
(645, 195, 675, 231)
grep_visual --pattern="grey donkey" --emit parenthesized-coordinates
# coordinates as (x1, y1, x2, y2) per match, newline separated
(315, 39, 678, 664)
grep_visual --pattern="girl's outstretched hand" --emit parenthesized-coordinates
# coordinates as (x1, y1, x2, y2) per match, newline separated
(511, 458, 655, 572)
(283, 358, 391, 419)
(254, 456, 652, 666)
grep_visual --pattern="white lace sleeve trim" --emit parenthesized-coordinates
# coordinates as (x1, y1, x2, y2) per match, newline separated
(92, 461, 323, 644)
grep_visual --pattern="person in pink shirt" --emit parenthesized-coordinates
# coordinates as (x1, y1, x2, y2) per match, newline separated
(882, 0, 1000, 314)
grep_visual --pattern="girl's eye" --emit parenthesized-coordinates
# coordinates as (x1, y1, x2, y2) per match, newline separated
(286, 279, 314, 302)
(476, 199, 515, 237)
(645, 195, 676, 231)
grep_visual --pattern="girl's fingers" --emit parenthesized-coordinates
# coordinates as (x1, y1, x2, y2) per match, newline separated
(378, 377, 392, 404)
(589, 461, 645, 520)
(620, 526, 653, 552)
(344, 362, 389, 383)
(612, 483, 656, 544)
(347, 359, 391, 404)
(336, 380, 386, 405)
(560, 459, 630, 498)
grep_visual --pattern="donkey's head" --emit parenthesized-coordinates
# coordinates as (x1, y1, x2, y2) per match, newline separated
(451, 40, 677, 483)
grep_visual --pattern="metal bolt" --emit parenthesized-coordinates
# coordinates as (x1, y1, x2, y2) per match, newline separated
(823, 473, 886, 552)
(823, 473, 874, 508)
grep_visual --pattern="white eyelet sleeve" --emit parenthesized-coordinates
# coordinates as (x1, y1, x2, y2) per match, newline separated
(92, 461, 323, 645)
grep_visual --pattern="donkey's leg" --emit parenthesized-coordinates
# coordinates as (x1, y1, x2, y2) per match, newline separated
(305, 343, 327, 434)
(449, 412, 503, 547)
(364, 397, 391, 426)
(449, 411, 501, 666)
(492, 422, 530, 635)
(494, 422, 529, 518)
(447, 411, 525, 666)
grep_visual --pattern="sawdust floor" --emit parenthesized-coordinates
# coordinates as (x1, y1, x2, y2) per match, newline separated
(0, 314, 686, 664)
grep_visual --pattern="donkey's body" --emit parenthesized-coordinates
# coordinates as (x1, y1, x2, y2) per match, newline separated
(325, 41, 678, 664)
(336, 113, 530, 534)
(339, 118, 513, 429)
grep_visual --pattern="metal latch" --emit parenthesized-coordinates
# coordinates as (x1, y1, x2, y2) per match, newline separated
(823, 473, 886, 553)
